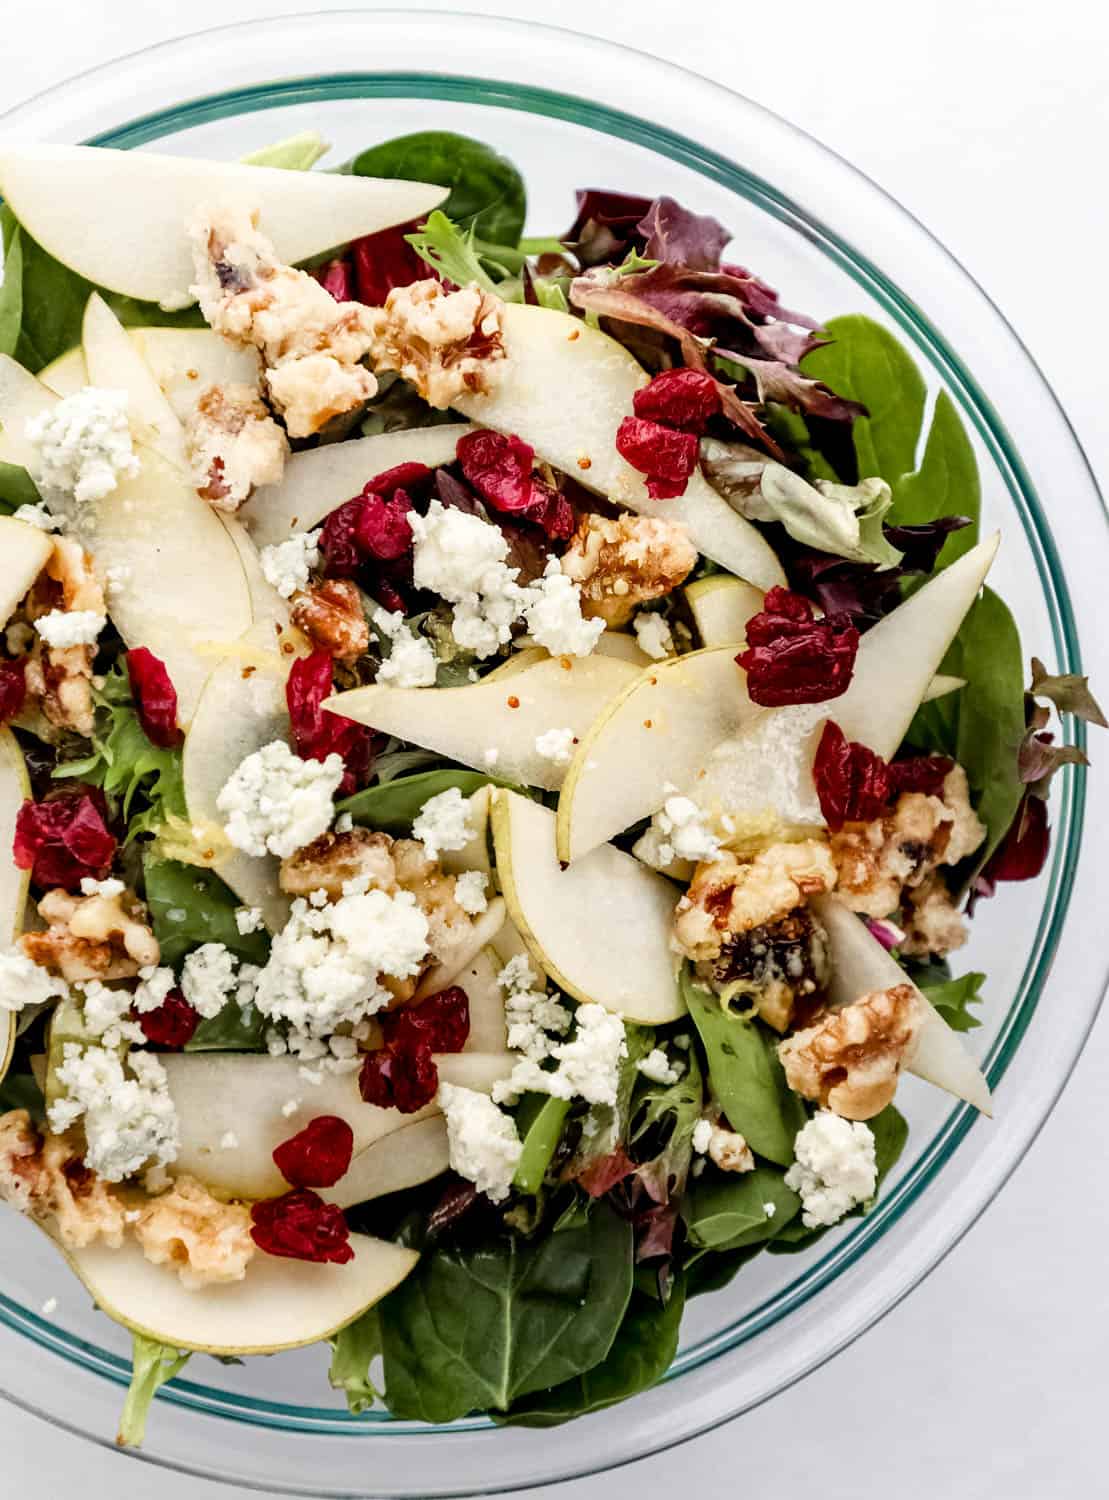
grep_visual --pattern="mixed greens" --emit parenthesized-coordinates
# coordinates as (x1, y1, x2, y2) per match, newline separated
(0, 127, 1101, 1447)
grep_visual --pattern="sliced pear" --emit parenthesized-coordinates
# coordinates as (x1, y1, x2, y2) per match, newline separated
(453, 304, 786, 589)
(65, 1230, 417, 1355)
(492, 790, 683, 1023)
(557, 647, 761, 862)
(217, 514, 293, 631)
(923, 673, 966, 702)
(0, 729, 31, 1087)
(490, 919, 547, 990)
(593, 632, 652, 667)
(163, 1050, 514, 1200)
(685, 575, 764, 648)
(82, 294, 185, 467)
(483, 646, 547, 683)
(182, 620, 295, 930)
(75, 445, 252, 724)
(459, 946, 508, 1052)
(0, 355, 58, 471)
(812, 894, 992, 1115)
(413, 897, 507, 1000)
(0, 145, 449, 308)
(42, 329, 262, 421)
(324, 1116, 450, 1210)
(328, 653, 638, 792)
(0, 517, 53, 631)
(241, 425, 472, 548)
(439, 785, 493, 878)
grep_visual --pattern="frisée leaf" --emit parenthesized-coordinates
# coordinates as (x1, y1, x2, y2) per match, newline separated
(117, 1334, 190, 1448)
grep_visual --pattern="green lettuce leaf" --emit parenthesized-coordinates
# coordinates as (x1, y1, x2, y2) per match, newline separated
(0, 460, 41, 513)
(117, 1333, 190, 1448)
(241, 131, 330, 171)
(329, 1308, 383, 1414)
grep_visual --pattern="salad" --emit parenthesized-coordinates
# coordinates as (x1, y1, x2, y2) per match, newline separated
(0, 129, 1101, 1444)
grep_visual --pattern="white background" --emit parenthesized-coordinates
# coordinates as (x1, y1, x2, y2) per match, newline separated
(3, 2, 1108, 1496)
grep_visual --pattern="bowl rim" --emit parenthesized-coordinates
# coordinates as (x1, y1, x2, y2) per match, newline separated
(0, 9, 1106, 1493)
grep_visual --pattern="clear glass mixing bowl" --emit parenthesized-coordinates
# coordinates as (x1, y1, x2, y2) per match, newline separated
(1, 12, 1106, 1496)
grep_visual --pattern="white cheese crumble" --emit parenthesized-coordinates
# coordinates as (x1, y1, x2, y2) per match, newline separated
(48, 1045, 178, 1183)
(763, 1201, 777, 1218)
(691, 1118, 713, 1154)
(78, 979, 143, 1048)
(784, 1111, 878, 1228)
(411, 787, 473, 861)
(495, 1002, 626, 1107)
(12, 503, 59, 531)
(26, 387, 140, 505)
(217, 740, 343, 859)
(41, 1296, 58, 1317)
(522, 560, 605, 658)
(633, 612, 676, 660)
(259, 529, 321, 599)
(253, 877, 429, 1037)
(372, 608, 438, 688)
(35, 608, 106, 649)
(181, 943, 259, 1020)
(79, 877, 125, 899)
(411, 500, 525, 660)
(453, 870, 489, 916)
(0, 950, 69, 1014)
(497, 955, 570, 1064)
(483, 748, 500, 768)
(637, 1047, 680, 1086)
(281, 1098, 302, 1118)
(235, 906, 265, 935)
(534, 726, 575, 765)
(438, 1081, 522, 1203)
(132, 965, 176, 1015)
(656, 795, 721, 866)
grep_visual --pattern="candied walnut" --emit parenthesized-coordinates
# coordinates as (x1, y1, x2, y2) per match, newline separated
(560, 513, 698, 627)
(706, 1125, 755, 1173)
(831, 764, 986, 922)
(22, 537, 105, 737)
(0, 1111, 127, 1249)
(368, 279, 505, 409)
(280, 828, 398, 901)
(189, 207, 378, 437)
(291, 578, 370, 660)
(21, 885, 160, 982)
(700, 907, 830, 1032)
(186, 382, 289, 510)
(132, 1175, 255, 1288)
(673, 840, 837, 963)
(392, 837, 472, 961)
(778, 983, 924, 1121)
(899, 874, 969, 958)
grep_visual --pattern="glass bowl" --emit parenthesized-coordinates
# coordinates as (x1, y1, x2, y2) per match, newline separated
(2, 12, 1107, 1496)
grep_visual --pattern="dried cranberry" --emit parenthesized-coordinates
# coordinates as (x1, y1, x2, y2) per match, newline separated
(359, 1038, 439, 1114)
(455, 430, 575, 539)
(632, 369, 721, 433)
(737, 587, 859, 706)
(318, 499, 364, 578)
(272, 1115, 355, 1189)
(812, 721, 892, 831)
(364, 463, 433, 500)
(888, 755, 955, 798)
(286, 651, 374, 795)
(381, 987, 470, 1054)
(0, 659, 26, 724)
(13, 788, 116, 890)
(351, 222, 428, 306)
(125, 647, 183, 749)
(614, 417, 699, 500)
(135, 989, 200, 1049)
(354, 490, 414, 561)
(312, 257, 354, 302)
(250, 1189, 354, 1264)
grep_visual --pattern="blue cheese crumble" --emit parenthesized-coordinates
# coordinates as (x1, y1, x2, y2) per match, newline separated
(26, 387, 139, 505)
(217, 740, 343, 858)
(785, 1110, 877, 1227)
(438, 1081, 522, 1203)
(412, 787, 474, 861)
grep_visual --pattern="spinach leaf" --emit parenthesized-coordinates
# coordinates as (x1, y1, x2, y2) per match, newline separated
(339, 768, 511, 833)
(0, 1071, 45, 1119)
(684, 1242, 765, 1297)
(682, 969, 805, 1167)
(1, 205, 203, 373)
(0, 461, 41, 513)
(143, 857, 270, 970)
(769, 1102, 909, 1252)
(684, 1165, 800, 1252)
(328, 1308, 383, 1414)
(186, 1001, 268, 1053)
(117, 1334, 190, 1448)
(379, 1202, 633, 1421)
(347, 131, 526, 245)
(0, 224, 23, 357)
(803, 315, 980, 561)
(502, 1274, 686, 1427)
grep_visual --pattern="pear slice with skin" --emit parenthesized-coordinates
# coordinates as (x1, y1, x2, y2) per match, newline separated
(557, 646, 762, 863)
(40, 328, 262, 422)
(923, 673, 966, 702)
(0, 516, 53, 631)
(73, 444, 253, 725)
(162, 1050, 515, 1201)
(217, 514, 294, 631)
(492, 790, 684, 1023)
(439, 784, 493, 877)
(0, 355, 58, 472)
(241, 425, 472, 549)
(811, 894, 992, 1115)
(0, 729, 31, 1088)
(413, 897, 507, 1000)
(64, 1230, 418, 1356)
(324, 1116, 451, 1211)
(0, 145, 448, 308)
(327, 652, 638, 792)
(181, 620, 297, 932)
(81, 294, 186, 468)
(453, 303, 786, 590)
(685, 574, 765, 648)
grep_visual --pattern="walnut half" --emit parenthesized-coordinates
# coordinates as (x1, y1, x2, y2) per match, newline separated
(559, 513, 698, 627)
(21, 885, 160, 982)
(777, 983, 924, 1121)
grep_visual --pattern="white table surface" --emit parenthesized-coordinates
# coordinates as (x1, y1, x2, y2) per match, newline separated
(3, 2, 1107, 1496)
